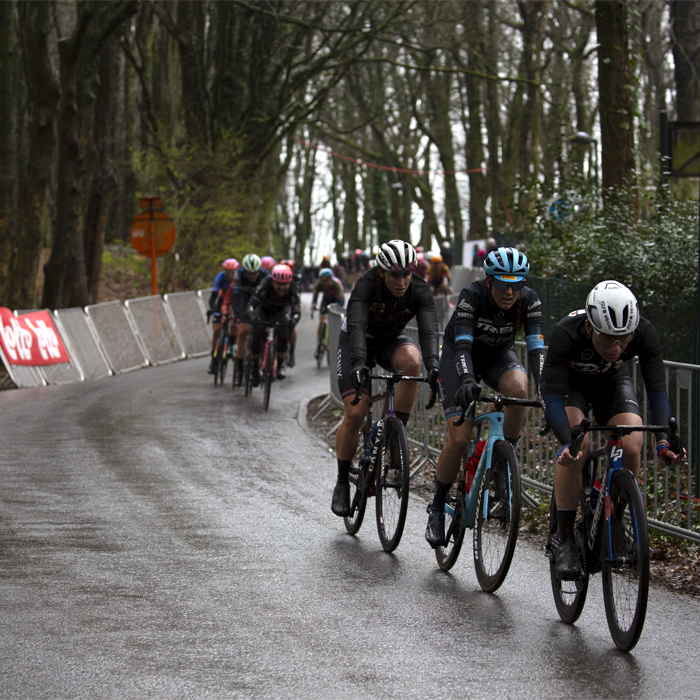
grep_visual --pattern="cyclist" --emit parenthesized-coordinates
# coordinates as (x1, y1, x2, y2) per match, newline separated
(280, 259, 302, 366)
(311, 268, 345, 357)
(542, 280, 683, 580)
(222, 254, 268, 385)
(425, 247, 545, 547)
(261, 256, 275, 272)
(331, 240, 440, 517)
(426, 254, 452, 295)
(207, 258, 238, 374)
(246, 264, 301, 383)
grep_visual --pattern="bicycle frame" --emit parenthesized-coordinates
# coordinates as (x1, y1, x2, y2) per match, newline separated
(446, 408, 507, 530)
(450, 393, 544, 529)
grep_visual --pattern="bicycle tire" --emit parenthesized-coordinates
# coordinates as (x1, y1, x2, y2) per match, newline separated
(602, 468, 649, 652)
(435, 482, 466, 571)
(344, 438, 369, 536)
(375, 416, 410, 553)
(473, 440, 521, 592)
(219, 350, 228, 385)
(243, 354, 252, 397)
(316, 321, 328, 368)
(547, 494, 589, 624)
(262, 341, 274, 410)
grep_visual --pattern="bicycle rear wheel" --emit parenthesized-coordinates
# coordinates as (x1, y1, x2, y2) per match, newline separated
(219, 346, 228, 385)
(602, 468, 649, 652)
(375, 416, 410, 553)
(547, 495, 589, 624)
(435, 482, 466, 572)
(262, 341, 274, 410)
(344, 438, 369, 536)
(473, 440, 521, 592)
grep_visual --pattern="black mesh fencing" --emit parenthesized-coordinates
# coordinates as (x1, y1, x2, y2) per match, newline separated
(529, 275, 699, 366)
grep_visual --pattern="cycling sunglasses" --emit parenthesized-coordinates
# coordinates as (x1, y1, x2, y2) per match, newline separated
(491, 276, 525, 292)
(388, 262, 416, 273)
(593, 329, 634, 348)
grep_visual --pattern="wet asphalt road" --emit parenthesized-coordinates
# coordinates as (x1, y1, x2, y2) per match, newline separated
(1, 298, 700, 699)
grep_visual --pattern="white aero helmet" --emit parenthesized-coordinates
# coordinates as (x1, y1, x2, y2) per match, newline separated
(586, 280, 640, 336)
(375, 240, 417, 272)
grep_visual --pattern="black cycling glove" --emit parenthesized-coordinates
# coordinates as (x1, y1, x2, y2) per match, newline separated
(351, 364, 369, 393)
(427, 367, 440, 395)
(454, 374, 480, 409)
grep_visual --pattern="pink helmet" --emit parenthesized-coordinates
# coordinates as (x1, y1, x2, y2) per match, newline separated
(354, 248, 363, 256)
(222, 258, 239, 271)
(271, 264, 293, 283)
(261, 256, 275, 270)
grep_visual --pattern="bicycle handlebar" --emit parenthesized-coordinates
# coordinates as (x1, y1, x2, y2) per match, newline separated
(454, 391, 544, 427)
(565, 416, 685, 464)
(350, 371, 437, 408)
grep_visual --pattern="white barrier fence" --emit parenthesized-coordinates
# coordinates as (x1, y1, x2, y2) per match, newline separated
(0, 291, 212, 388)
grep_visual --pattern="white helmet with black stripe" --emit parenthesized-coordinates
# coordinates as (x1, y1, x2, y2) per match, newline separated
(586, 280, 640, 336)
(375, 240, 417, 272)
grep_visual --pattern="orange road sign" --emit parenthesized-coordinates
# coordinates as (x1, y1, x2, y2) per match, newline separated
(129, 196, 176, 295)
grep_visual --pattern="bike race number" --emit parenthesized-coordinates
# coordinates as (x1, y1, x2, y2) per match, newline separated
(0, 308, 70, 366)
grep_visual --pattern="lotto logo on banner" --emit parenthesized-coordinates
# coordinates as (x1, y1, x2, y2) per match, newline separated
(0, 308, 70, 366)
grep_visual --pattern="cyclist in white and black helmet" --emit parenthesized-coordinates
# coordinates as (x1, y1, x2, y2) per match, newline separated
(425, 246, 545, 548)
(221, 254, 269, 386)
(542, 280, 683, 580)
(331, 240, 440, 517)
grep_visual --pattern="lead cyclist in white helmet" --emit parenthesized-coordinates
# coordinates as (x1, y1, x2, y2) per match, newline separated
(330, 240, 440, 517)
(542, 280, 684, 580)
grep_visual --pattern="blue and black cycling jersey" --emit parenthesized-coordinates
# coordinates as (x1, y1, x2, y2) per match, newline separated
(542, 310, 671, 445)
(443, 277, 545, 386)
(209, 271, 233, 313)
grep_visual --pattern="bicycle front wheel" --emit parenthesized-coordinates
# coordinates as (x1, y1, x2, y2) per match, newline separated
(473, 440, 521, 592)
(602, 468, 649, 652)
(344, 439, 369, 536)
(262, 342, 274, 410)
(547, 495, 588, 624)
(435, 482, 466, 572)
(375, 416, 410, 552)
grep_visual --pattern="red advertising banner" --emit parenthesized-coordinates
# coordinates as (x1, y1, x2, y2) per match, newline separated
(0, 308, 71, 366)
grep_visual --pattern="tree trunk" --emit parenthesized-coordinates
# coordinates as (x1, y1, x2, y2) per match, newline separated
(8, 1, 59, 310)
(671, 0, 700, 121)
(42, 1, 138, 309)
(595, 0, 637, 209)
(462, 1, 488, 239)
(84, 37, 117, 304)
(0, 0, 16, 304)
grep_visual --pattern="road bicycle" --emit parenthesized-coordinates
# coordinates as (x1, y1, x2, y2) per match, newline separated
(435, 392, 544, 593)
(545, 417, 684, 652)
(212, 318, 232, 387)
(260, 321, 287, 410)
(344, 366, 437, 552)
(310, 307, 330, 368)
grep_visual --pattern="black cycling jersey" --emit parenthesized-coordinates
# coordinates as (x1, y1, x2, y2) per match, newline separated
(343, 266, 440, 371)
(232, 268, 269, 318)
(443, 277, 545, 385)
(247, 275, 301, 322)
(542, 310, 671, 445)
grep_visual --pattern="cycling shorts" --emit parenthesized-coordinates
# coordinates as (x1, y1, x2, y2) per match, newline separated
(336, 329, 417, 400)
(319, 295, 343, 315)
(439, 345, 525, 419)
(543, 373, 641, 425)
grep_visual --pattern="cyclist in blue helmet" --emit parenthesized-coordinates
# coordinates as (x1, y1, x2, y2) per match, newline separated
(311, 267, 345, 355)
(425, 246, 545, 548)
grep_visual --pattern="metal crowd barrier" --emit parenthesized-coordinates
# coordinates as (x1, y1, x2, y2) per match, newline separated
(125, 296, 185, 365)
(1, 289, 216, 387)
(54, 308, 112, 381)
(164, 291, 211, 357)
(326, 304, 700, 544)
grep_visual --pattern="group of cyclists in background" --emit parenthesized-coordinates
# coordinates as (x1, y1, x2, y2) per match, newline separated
(208, 239, 685, 589)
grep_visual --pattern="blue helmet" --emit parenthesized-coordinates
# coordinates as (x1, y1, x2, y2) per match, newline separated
(484, 247, 529, 282)
(319, 268, 333, 279)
